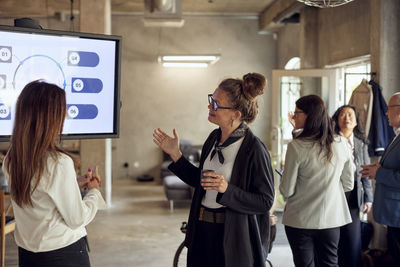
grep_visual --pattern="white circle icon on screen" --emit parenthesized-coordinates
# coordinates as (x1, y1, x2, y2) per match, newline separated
(0, 76, 5, 89)
(0, 105, 10, 119)
(69, 52, 80, 65)
(0, 47, 11, 62)
(68, 105, 79, 119)
(73, 79, 84, 91)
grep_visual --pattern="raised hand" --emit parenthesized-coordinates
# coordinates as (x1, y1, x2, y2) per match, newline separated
(87, 167, 100, 190)
(77, 176, 89, 190)
(288, 112, 296, 129)
(153, 128, 182, 162)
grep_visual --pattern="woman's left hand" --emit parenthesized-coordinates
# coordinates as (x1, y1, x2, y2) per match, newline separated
(201, 172, 228, 193)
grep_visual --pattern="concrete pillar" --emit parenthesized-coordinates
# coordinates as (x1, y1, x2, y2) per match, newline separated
(379, 0, 400, 100)
(370, 0, 381, 84)
(299, 7, 320, 96)
(79, 0, 112, 205)
(299, 7, 318, 69)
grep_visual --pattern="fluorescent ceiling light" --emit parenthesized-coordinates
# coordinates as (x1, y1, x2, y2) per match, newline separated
(158, 54, 220, 68)
(162, 62, 208, 68)
(162, 55, 218, 61)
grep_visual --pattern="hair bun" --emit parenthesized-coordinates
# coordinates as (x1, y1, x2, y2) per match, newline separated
(242, 73, 266, 100)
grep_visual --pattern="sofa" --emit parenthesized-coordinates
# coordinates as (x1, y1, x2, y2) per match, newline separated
(161, 141, 202, 211)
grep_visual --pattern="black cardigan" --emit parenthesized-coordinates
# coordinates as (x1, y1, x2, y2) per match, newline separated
(169, 128, 275, 267)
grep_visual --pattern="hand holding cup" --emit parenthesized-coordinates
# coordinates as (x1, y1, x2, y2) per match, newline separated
(201, 169, 228, 193)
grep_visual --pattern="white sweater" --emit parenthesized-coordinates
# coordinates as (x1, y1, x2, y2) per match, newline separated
(2, 153, 106, 252)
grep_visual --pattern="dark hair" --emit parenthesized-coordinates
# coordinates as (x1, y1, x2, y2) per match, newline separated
(296, 95, 335, 161)
(332, 105, 368, 144)
(218, 73, 266, 123)
(6, 80, 74, 207)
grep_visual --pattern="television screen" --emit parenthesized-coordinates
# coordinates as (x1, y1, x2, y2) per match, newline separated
(0, 25, 121, 141)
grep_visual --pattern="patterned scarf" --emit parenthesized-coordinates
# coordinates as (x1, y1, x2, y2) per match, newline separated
(210, 123, 248, 164)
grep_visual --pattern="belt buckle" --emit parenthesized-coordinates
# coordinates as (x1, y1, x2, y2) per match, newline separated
(199, 207, 205, 221)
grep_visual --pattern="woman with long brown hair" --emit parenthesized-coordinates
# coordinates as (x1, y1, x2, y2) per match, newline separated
(280, 95, 354, 267)
(2, 80, 105, 267)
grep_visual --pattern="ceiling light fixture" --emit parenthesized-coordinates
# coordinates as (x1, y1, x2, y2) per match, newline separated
(158, 54, 221, 68)
(297, 0, 354, 8)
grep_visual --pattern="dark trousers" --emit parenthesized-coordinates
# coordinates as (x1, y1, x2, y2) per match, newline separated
(187, 220, 225, 267)
(285, 226, 340, 267)
(18, 237, 90, 267)
(338, 208, 362, 267)
(387, 226, 400, 264)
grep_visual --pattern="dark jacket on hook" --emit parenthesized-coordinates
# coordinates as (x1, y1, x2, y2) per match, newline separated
(367, 80, 395, 157)
(169, 128, 275, 267)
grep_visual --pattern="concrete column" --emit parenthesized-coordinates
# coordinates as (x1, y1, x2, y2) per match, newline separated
(299, 7, 320, 96)
(379, 0, 400, 100)
(299, 7, 318, 69)
(79, 0, 112, 205)
(370, 0, 381, 84)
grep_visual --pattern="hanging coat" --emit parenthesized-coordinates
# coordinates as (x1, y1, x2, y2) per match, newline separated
(367, 80, 395, 157)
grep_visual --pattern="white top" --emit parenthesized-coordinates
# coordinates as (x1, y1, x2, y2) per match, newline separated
(2, 153, 106, 252)
(280, 136, 354, 229)
(201, 137, 244, 209)
(340, 132, 356, 172)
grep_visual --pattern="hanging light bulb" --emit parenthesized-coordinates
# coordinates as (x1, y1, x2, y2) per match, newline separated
(297, 0, 354, 8)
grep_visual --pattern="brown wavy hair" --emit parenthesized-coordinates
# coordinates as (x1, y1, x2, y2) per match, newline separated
(5, 81, 73, 207)
(218, 73, 266, 123)
(296, 95, 335, 161)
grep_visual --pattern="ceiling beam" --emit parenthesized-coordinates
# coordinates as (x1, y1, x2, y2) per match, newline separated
(259, 0, 303, 31)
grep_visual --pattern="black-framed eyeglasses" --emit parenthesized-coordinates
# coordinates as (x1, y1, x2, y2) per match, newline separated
(293, 111, 304, 118)
(208, 94, 235, 111)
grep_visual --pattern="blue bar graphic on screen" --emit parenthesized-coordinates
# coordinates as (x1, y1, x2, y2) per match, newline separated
(68, 51, 100, 67)
(71, 78, 103, 93)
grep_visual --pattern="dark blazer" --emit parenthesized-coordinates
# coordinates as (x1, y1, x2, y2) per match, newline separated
(368, 81, 395, 156)
(353, 136, 373, 208)
(373, 134, 400, 227)
(169, 128, 275, 267)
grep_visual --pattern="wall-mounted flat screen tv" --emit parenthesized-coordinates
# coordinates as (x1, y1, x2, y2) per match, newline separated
(0, 25, 121, 141)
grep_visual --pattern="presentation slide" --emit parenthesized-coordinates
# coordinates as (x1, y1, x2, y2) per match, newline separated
(0, 30, 118, 137)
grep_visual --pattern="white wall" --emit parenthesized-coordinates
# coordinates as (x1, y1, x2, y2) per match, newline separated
(111, 15, 277, 180)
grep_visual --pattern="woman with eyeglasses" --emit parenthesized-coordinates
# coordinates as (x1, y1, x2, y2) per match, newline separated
(2, 81, 106, 267)
(153, 73, 274, 267)
(332, 105, 372, 267)
(279, 95, 354, 267)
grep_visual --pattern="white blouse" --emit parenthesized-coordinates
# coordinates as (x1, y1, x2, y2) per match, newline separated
(2, 153, 106, 252)
(201, 137, 244, 209)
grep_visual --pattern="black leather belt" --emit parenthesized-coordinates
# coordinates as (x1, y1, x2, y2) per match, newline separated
(199, 206, 225, 224)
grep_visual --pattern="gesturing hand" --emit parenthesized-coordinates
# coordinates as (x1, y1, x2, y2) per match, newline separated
(288, 112, 296, 129)
(153, 128, 182, 162)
